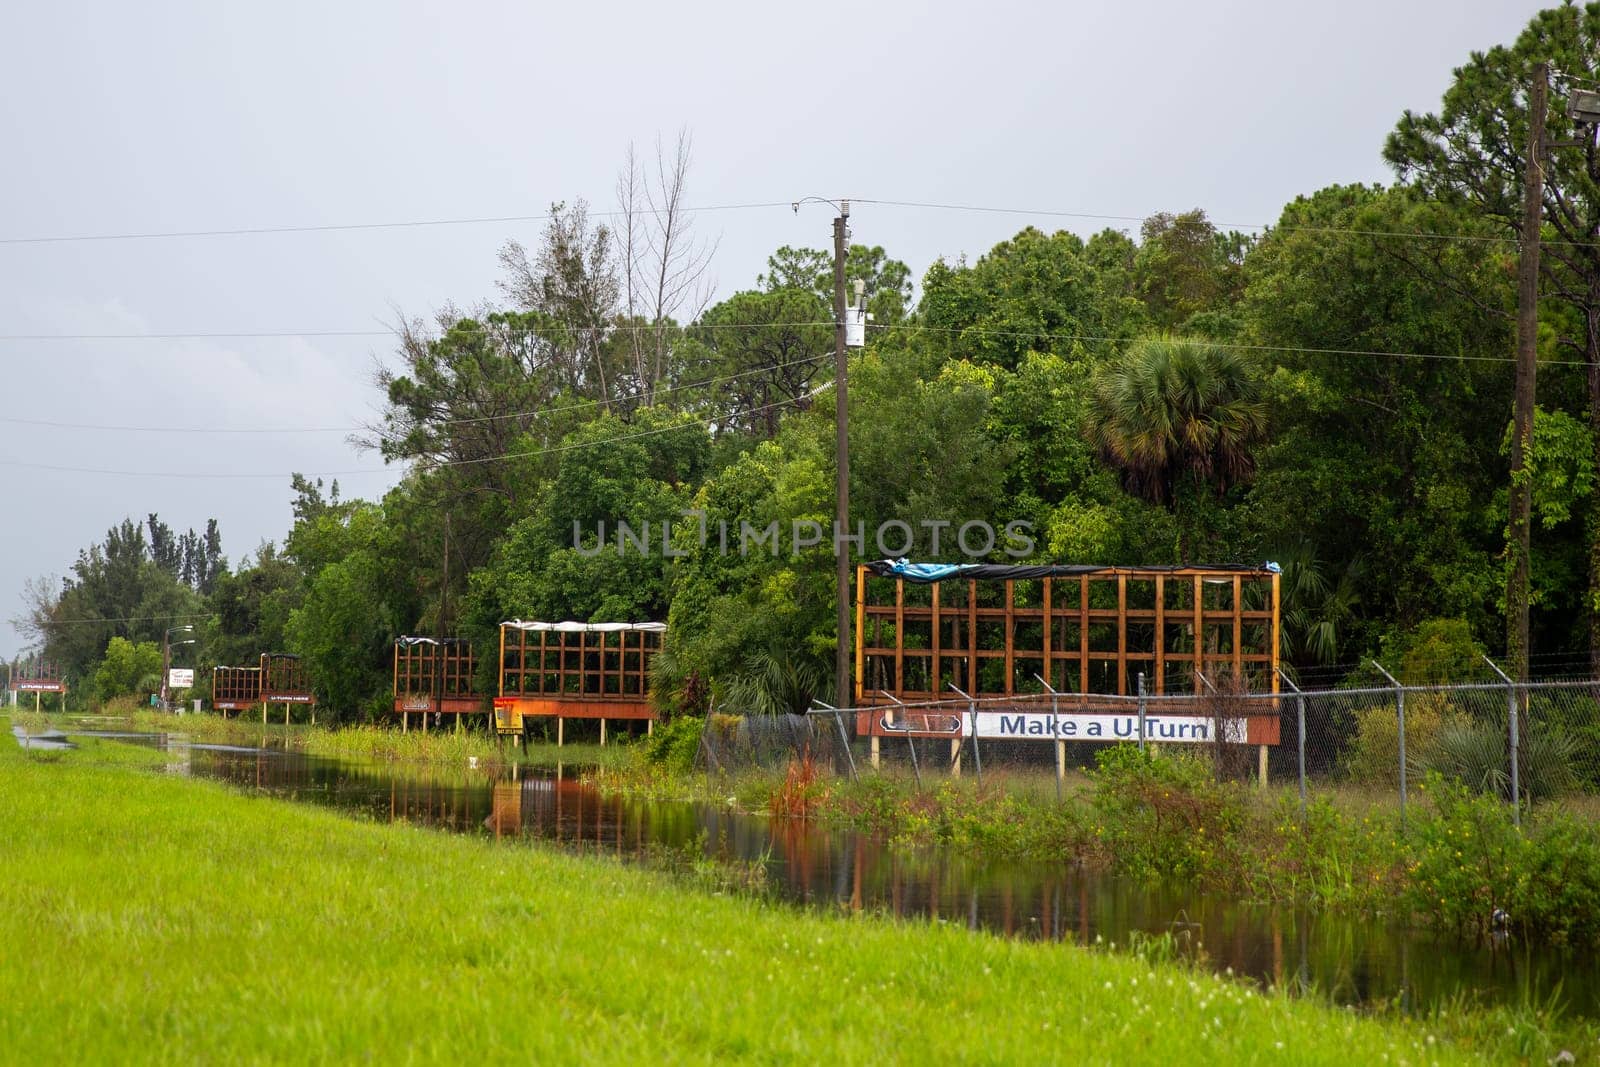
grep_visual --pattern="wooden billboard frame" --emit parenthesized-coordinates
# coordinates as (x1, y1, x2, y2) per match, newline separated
(495, 621, 664, 743)
(9, 659, 66, 711)
(392, 637, 482, 731)
(259, 653, 316, 724)
(10, 659, 66, 694)
(853, 563, 1281, 746)
(211, 665, 261, 714)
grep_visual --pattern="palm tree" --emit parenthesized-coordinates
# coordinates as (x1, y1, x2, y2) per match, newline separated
(723, 645, 831, 717)
(1087, 336, 1268, 561)
(1275, 539, 1362, 669)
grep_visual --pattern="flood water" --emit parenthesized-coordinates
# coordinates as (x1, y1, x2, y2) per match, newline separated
(42, 727, 1600, 1020)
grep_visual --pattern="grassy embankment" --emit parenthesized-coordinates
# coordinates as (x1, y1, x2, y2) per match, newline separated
(31, 704, 1600, 949)
(45, 702, 635, 771)
(2, 716, 1587, 1065)
(599, 732, 1600, 950)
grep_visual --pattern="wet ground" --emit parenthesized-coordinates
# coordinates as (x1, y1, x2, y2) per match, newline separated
(10, 725, 74, 751)
(25, 725, 1599, 1019)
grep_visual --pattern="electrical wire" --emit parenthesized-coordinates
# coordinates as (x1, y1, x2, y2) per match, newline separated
(16, 613, 218, 626)
(0, 317, 1581, 441)
(0, 381, 832, 480)
(0, 320, 839, 342)
(869, 322, 1598, 368)
(0, 201, 794, 245)
(852, 197, 1600, 251)
(0, 351, 833, 435)
(0, 318, 1576, 367)
(0, 192, 1578, 250)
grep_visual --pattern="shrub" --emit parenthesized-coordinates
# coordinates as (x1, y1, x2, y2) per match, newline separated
(641, 715, 703, 774)
(1525, 690, 1600, 792)
(1402, 778, 1524, 935)
(1088, 744, 1245, 884)
(1402, 777, 1600, 945)
(1343, 693, 1452, 786)
(1393, 617, 1484, 685)
(1424, 718, 1576, 801)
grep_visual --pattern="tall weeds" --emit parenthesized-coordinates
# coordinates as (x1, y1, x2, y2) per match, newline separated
(769, 752, 824, 818)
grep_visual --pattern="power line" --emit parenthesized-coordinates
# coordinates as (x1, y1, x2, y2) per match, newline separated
(0, 201, 793, 246)
(0, 330, 385, 341)
(0, 318, 1571, 367)
(853, 197, 1599, 251)
(0, 383, 831, 480)
(0, 351, 832, 435)
(0, 193, 1570, 251)
(0, 320, 838, 342)
(873, 323, 1598, 368)
(23, 613, 219, 627)
(0, 323, 1576, 441)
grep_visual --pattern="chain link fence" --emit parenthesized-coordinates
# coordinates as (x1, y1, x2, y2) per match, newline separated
(694, 677, 1600, 819)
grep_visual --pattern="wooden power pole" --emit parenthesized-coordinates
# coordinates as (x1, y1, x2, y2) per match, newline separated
(1509, 62, 1548, 683)
(832, 198, 857, 710)
(833, 201, 851, 707)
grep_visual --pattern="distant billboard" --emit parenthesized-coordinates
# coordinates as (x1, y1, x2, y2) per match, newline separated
(168, 668, 195, 689)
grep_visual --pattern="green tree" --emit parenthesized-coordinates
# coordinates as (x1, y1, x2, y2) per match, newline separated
(759, 243, 913, 325)
(462, 408, 709, 696)
(1385, 2, 1600, 671)
(497, 200, 623, 405)
(662, 436, 836, 709)
(285, 502, 413, 721)
(688, 288, 832, 439)
(93, 637, 162, 703)
(1132, 210, 1249, 331)
(920, 228, 1122, 370)
(21, 517, 209, 686)
(846, 244, 914, 326)
(207, 542, 302, 668)
(1087, 336, 1267, 562)
(1274, 540, 1362, 669)
(1238, 183, 1514, 653)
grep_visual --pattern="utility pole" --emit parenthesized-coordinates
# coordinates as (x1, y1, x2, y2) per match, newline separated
(833, 199, 852, 708)
(437, 515, 450, 713)
(161, 625, 195, 712)
(1509, 62, 1548, 684)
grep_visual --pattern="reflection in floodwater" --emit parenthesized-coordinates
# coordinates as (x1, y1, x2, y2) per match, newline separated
(11, 726, 75, 751)
(43, 729, 1600, 1020)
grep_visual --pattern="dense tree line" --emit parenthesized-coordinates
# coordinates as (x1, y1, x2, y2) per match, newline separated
(17, 7, 1600, 716)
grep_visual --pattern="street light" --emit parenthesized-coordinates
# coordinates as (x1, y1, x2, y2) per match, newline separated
(162, 626, 196, 712)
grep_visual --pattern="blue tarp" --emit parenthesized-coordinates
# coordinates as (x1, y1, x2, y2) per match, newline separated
(866, 558, 1280, 583)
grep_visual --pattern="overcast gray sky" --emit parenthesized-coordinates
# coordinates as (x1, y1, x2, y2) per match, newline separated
(0, 0, 1543, 654)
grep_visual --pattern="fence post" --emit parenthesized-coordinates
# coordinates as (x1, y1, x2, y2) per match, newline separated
(905, 721, 921, 790)
(1277, 669, 1305, 821)
(1136, 673, 1147, 754)
(696, 697, 723, 779)
(812, 703, 857, 783)
(1372, 662, 1405, 830)
(1481, 655, 1520, 828)
(950, 684, 980, 786)
(1034, 673, 1064, 802)
(886, 694, 921, 790)
(1511, 683, 1521, 824)
(836, 710, 857, 783)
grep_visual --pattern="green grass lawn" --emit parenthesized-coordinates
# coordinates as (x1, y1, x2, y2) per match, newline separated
(0, 718, 1570, 1064)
